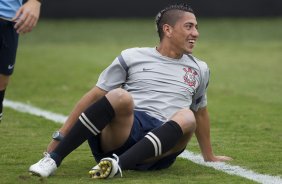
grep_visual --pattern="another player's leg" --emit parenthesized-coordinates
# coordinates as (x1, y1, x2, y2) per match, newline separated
(29, 88, 134, 177)
(0, 75, 9, 123)
(90, 108, 196, 179)
(0, 89, 5, 122)
(0, 21, 19, 123)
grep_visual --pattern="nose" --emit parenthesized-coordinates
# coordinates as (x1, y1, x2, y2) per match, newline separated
(192, 28, 199, 37)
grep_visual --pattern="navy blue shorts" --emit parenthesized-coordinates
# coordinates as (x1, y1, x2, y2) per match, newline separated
(0, 20, 19, 75)
(88, 111, 183, 170)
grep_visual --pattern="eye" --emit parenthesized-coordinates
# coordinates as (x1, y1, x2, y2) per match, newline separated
(185, 23, 198, 30)
(185, 24, 193, 30)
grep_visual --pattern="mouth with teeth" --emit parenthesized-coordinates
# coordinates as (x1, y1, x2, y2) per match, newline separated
(185, 39, 196, 53)
(188, 39, 195, 44)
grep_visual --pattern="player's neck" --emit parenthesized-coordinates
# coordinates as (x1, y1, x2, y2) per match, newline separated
(156, 44, 183, 59)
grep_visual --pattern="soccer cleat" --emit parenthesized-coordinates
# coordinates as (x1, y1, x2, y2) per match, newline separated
(0, 112, 2, 123)
(29, 152, 57, 177)
(89, 154, 122, 179)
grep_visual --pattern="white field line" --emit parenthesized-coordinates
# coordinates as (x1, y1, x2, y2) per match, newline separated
(178, 151, 282, 184)
(3, 99, 282, 184)
(3, 99, 67, 123)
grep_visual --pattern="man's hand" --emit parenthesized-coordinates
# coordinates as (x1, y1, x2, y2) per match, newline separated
(204, 155, 233, 162)
(12, 0, 41, 34)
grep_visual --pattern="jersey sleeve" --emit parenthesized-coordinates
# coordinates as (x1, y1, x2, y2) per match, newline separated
(96, 55, 128, 92)
(190, 61, 210, 111)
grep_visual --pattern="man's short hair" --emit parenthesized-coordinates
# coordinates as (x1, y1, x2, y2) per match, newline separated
(155, 3, 194, 40)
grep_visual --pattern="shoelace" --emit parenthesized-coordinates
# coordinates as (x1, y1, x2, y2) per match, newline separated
(43, 152, 51, 158)
(112, 154, 123, 177)
(39, 152, 55, 167)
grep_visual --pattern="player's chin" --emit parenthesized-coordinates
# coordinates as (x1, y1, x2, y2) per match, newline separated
(185, 48, 193, 54)
(184, 45, 194, 54)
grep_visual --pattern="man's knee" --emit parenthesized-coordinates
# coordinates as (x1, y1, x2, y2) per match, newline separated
(106, 88, 134, 115)
(170, 108, 196, 134)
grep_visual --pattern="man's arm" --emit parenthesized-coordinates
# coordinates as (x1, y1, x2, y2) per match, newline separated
(193, 106, 232, 162)
(46, 86, 107, 152)
(12, 0, 41, 34)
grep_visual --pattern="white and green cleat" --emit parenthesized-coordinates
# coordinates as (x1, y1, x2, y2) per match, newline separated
(89, 154, 122, 179)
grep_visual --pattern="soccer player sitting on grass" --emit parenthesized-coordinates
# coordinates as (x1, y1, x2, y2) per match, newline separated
(29, 3, 232, 178)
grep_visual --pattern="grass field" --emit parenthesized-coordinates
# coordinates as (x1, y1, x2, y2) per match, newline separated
(0, 17, 282, 184)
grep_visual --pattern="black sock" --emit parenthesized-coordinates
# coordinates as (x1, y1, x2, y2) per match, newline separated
(119, 120, 183, 169)
(50, 96, 115, 166)
(0, 89, 6, 121)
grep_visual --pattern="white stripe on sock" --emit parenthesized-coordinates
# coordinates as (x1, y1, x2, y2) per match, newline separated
(81, 113, 100, 134)
(147, 132, 162, 156)
(79, 116, 97, 136)
(145, 134, 158, 157)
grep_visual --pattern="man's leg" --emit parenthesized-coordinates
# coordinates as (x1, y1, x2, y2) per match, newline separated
(0, 75, 9, 123)
(0, 21, 18, 123)
(51, 88, 134, 165)
(90, 108, 196, 178)
(119, 108, 196, 169)
(0, 89, 5, 122)
(29, 88, 135, 177)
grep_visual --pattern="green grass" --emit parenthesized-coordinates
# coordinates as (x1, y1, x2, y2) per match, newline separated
(0, 17, 282, 183)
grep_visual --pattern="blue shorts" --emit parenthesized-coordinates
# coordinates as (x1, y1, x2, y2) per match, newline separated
(0, 20, 19, 75)
(88, 110, 183, 170)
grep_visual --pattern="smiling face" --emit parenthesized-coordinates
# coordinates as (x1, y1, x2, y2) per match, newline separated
(163, 11, 199, 55)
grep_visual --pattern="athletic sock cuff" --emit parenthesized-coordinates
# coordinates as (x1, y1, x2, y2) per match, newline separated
(146, 120, 183, 157)
(166, 120, 183, 136)
(0, 89, 6, 115)
(79, 96, 115, 135)
(50, 152, 62, 167)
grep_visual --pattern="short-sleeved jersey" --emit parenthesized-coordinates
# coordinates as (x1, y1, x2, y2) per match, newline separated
(97, 47, 210, 121)
(0, 0, 22, 20)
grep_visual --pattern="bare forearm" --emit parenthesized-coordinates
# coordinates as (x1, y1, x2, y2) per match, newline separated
(46, 87, 107, 152)
(194, 107, 232, 162)
(194, 107, 214, 161)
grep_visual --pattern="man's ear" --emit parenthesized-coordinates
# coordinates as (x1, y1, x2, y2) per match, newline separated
(163, 24, 173, 38)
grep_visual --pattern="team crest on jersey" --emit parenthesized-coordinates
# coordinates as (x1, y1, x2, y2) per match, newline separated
(183, 67, 198, 87)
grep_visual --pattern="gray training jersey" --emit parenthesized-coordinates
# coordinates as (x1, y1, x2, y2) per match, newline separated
(96, 47, 210, 121)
